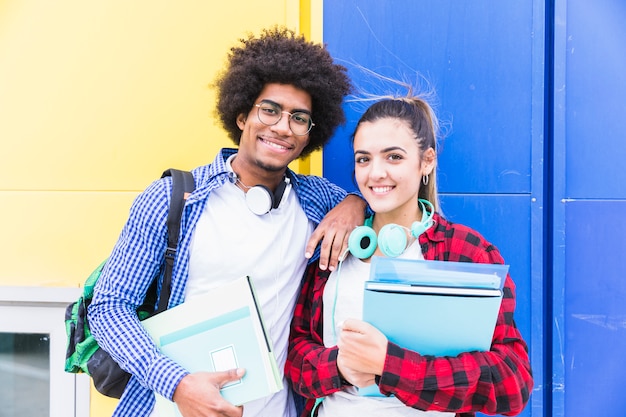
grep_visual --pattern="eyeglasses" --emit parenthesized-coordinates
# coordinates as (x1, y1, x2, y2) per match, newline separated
(254, 101, 315, 136)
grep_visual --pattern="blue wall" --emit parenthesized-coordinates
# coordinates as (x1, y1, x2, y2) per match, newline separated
(552, 0, 626, 415)
(323, 1, 626, 416)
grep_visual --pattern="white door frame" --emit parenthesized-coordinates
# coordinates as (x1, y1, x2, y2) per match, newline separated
(0, 286, 90, 417)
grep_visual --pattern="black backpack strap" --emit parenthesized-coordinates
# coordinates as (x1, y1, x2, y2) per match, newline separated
(156, 169, 195, 313)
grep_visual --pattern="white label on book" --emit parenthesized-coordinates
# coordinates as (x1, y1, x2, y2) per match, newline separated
(211, 345, 241, 388)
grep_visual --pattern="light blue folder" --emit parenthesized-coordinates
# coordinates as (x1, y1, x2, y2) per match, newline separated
(368, 256, 508, 290)
(157, 306, 274, 405)
(358, 258, 507, 396)
(142, 276, 283, 414)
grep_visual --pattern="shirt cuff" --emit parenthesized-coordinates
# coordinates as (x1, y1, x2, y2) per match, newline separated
(145, 354, 190, 400)
(377, 342, 406, 394)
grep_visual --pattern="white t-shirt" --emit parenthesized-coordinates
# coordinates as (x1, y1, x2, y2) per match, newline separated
(320, 241, 454, 417)
(151, 174, 313, 417)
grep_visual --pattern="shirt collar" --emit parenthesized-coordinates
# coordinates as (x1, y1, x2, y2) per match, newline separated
(421, 212, 445, 243)
(208, 148, 237, 180)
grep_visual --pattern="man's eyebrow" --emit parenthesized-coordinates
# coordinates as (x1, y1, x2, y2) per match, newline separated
(259, 99, 312, 115)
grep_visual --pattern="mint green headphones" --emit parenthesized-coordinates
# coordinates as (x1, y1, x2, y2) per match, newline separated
(347, 199, 434, 258)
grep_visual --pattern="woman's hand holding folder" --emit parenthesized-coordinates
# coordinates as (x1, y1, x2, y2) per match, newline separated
(336, 319, 387, 388)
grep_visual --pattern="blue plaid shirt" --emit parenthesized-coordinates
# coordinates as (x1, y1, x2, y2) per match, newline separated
(88, 148, 348, 417)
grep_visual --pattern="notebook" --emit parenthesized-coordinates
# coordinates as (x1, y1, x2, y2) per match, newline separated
(142, 276, 282, 413)
(358, 258, 508, 396)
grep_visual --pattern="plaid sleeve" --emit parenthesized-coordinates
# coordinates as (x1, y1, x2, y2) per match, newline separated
(285, 264, 348, 400)
(377, 218, 533, 415)
(294, 174, 348, 225)
(88, 178, 189, 401)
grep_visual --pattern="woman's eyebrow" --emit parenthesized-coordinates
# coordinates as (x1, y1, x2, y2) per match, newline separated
(381, 146, 407, 153)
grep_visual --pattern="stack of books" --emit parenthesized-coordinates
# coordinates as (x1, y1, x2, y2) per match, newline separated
(359, 257, 509, 396)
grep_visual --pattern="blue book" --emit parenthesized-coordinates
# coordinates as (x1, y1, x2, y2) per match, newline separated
(358, 258, 507, 396)
(141, 276, 282, 414)
(369, 257, 508, 290)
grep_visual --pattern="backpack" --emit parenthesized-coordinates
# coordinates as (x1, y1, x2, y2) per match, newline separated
(64, 168, 195, 399)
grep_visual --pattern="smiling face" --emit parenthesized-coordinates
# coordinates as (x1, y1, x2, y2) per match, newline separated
(354, 118, 435, 224)
(233, 83, 312, 185)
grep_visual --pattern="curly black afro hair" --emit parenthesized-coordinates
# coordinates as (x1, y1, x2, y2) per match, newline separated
(213, 26, 352, 158)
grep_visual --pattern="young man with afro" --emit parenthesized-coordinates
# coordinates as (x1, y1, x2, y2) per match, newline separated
(88, 27, 364, 417)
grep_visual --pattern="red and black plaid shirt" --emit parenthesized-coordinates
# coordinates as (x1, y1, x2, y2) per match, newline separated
(285, 213, 533, 416)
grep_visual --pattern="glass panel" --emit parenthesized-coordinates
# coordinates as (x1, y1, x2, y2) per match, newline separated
(0, 333, 50, 416)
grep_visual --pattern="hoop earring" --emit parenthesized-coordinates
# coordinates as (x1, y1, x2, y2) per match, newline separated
(422, 175, 429, 186)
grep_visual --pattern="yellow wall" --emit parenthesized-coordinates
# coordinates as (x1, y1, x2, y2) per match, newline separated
(0, 1, 322, 415)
